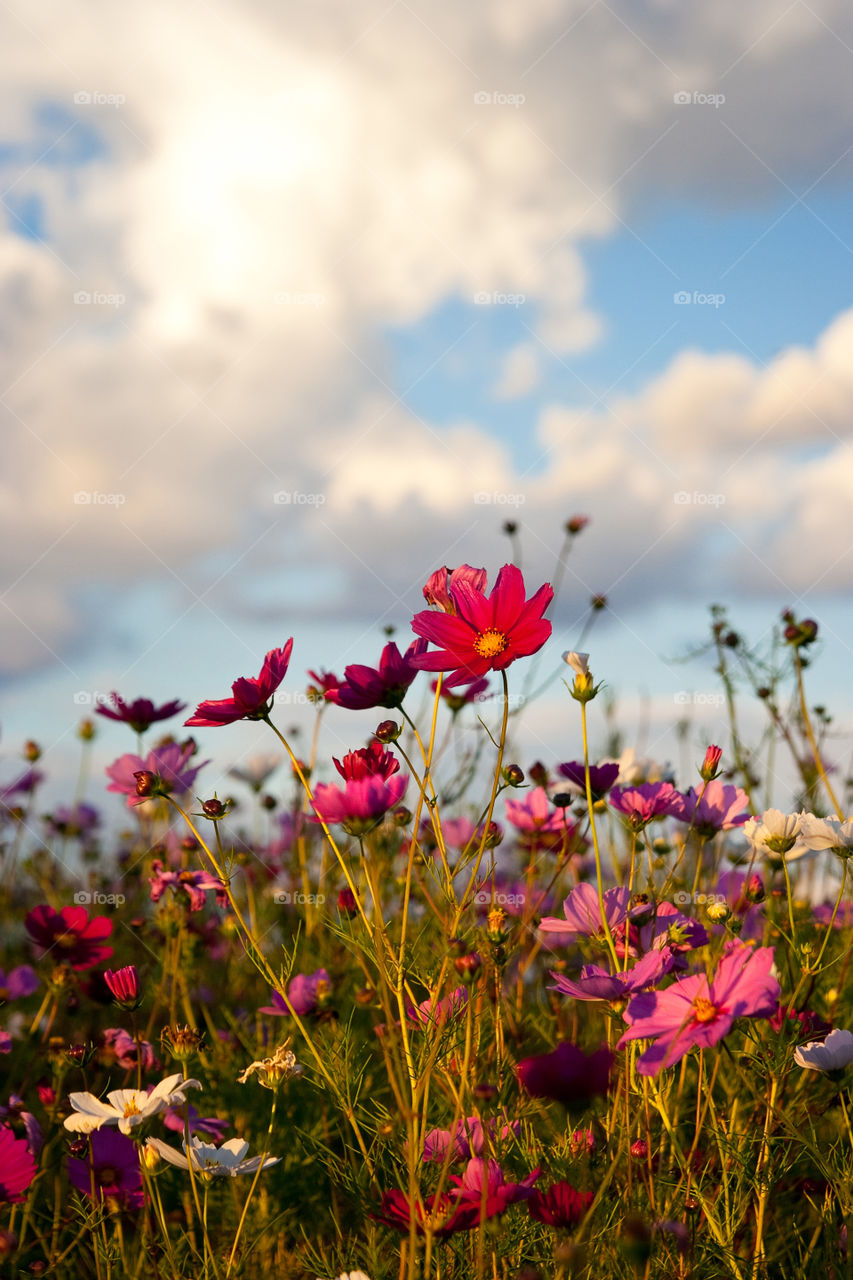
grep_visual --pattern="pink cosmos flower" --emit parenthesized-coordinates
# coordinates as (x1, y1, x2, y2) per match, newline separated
(528, 1181, 594, 1228)
(410, 564, 553, 689)
(67, 1128, 144, 1209)
(407, 987, 468, 1028)
(504, 787, 577, 850)
(96, 694, 186, 734)
(100, 1028, 159, 1073)
(667, 780, 750, 834)
(0, 1126, 37, 1203)
(609, 782, 679, 828)
(149, 861, 226, 913)
(539, 883, 632, 945)
(104, 966, 140, 1008)
(550, 947, 676, 1002)
(0, 966, 39, 1001)
(450, 1158, 540, 1216)
(163, 1104, 229, 1140)
(618, 943, 780, 1076)
(311, 773, 408, 837)
(106, 743, 208, 808)
(259, 968, 331, 1017)
(25, 905, 113, 970)
(325, 639, 428, 711)
(421, 1116, 520, 1163)
(185, 641, 294, 726)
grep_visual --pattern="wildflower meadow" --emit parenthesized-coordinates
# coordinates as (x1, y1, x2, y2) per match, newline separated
(0, 539, 851, 1280)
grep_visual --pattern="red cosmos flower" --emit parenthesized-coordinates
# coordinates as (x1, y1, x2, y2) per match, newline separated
(96, 694, 186, 734)
(185, 641, 294, 726)
(333, 741, 400, 781)
(24, 905, 113, 971)
(527, 1181, 593, 1228)
(411, 564, 553, 689)
(104, 966, 140, 1009)
(372, 1188, 480, 1237)
(325, 639, 428, 711)
(0, 1126, 37, 1203)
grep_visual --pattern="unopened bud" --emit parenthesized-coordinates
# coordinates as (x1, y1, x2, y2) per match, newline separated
(133, 770, 157, 798)
(78, 718, 96, 741)
(375, 720, 401, 743)
(23, 740, 41, 762)
(201, 797, 227, 819)
(699, 744, 723, 782)
(503, 763, 524, 786)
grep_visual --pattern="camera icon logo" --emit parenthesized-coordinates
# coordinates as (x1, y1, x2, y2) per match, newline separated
(673, 91, 691, 105)
(73, 891, 92, 905)
(473, 91, 492, 105)
(73, 91, 92, 105)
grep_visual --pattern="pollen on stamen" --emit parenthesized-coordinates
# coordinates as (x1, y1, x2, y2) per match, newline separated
(692, 997, 717, 1024)
(473, 629, 508, 659)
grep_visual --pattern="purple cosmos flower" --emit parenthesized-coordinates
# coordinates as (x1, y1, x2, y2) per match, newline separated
(0, 1126, 37, 1203)
(96, 694, 186, 734)
(259, 968, 331, 1017)
(67, 1128, 144, 1209)
(43, 803, 100, 839)
(557, 760, 620, 801)
(814, 901, 853, 929)
(0, 966, 39, 1002)
(162, 1103, 229, 1140)
(450, 1158, 540, 1217)
(325, 638, 428, 711)
(149, 862, 226, 913)
(106, 743, 208, 808)
(0, 768, 44, 802)
(609, 782, 679, 828)
(539, 883, 632, 945)
(185, 642, 294, 727)
(311, 773, 408, 837)
(618, 943, 780, 1076)
(667, 780, 750, 835)
(550, 947, 676, 1002)
(517, 1041, 613, 1106)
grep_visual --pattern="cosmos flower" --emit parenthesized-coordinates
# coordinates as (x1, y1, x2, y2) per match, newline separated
(799, 814, 853, 858)
(411, 564, 553, 690)
(422, 565, 488, 613)
(742, 809, 813, 862)
(0, 965, 39, 1002)
(227, 754, 281, 790)
(325, 639, 428, 711)
(185, 642, 294, 726)
(517, 1042, 613, 1106)
(67, 1128, 144, 1209)
(146, 1135, 280, 1177)
(25, 905, 113, 971)
(449, 1158, 540, 1216)
(527, 1181, 594, 1228)
(667, 780, 751, 834)
(550, 947, 676, 1003)
(794, 1029, 853, 1073)
(104, 966, 140, 1009)
(63, 1075, 201, 1134)
(371, 1188, 480, 1237)
(407, 987, 468, 1028)
(539, 883, 632, 945)
(0, 1126, 37, 1203)
(149, 862, 226, 913)
(618, 943, 780, 1076)
(311, 773, 408, 837)
(557, 760, 620, 802)
(106, 742, 208, 808)
(259, 969, 331, 1017)
(609, 782, 679, 828)
(96, 694, 186, 734)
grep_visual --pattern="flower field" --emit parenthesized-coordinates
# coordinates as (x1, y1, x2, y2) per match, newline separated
(1, 556, 851, 1280)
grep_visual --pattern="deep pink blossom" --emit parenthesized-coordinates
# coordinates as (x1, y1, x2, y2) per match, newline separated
(149, 862, 226, 913)
(0, 1126, 37, 1203)
(96, 694, 186, 734)
(667, 780, 750, 834)
(163, 1104, 229, 1140)
(411, 564, 553, 690)
(407, 987, 468, 1028)
(421, 1116, 520, 1163)
(505, 787, 577, 850)
(100, 1028, 159, 1072)
(311, 773, 408, 836)
(106, 743, 208, 808)
(185, 642, 294, 726)
(67, 1128, 143, 1209)
(325, 639, 428, 711)
(25, 905, 113, 970)
(550, 947, 676, 1002)
(333, 742, 400, 782)
(450, 1158, 540, 1216)
(423, 565, 488, 613)
(259, 968, 331, 1017)
(609, 782, 679, 828)
(517, 1042, 613, 1106)
(539, 883, 632, 945)
(372, 1188, 479, 1236)
(618, 943, 780, 1076)
(528, 1181, 594, 1227)
(104, 966, 139, 1007)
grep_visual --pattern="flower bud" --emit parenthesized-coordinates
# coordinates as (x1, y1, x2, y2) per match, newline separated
(78, 718, 96, 741)
(565, 514, 589, 535)
(337, 887, 358, 916)
(699, 744, 723, 782)
(201, 797, 227, 819)
(23, 740, 41, 763)
(528, 762, 548, 787)
(375, 720, 401, 743)
(133, 770, 157, 798)
(454, 952, 482, 983)
(160, 1023, 203, 1063)
(503, 763, 524, 786)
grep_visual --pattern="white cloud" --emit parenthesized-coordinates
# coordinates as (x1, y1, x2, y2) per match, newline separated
(491, 343, 541, 399)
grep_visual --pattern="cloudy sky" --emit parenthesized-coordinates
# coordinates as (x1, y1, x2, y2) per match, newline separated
(2, 0, 852, 807)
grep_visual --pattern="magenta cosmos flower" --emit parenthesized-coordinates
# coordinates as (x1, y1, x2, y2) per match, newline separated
(324, 638, 428, 711)
(25, 905, 113, 970)
(311, 747, 408, 836)
(517, 1041, 613, 1107)
(149, 862, 225, 913)
(106, 743, 208, 808)
(259, 968, 331, 1017)
(450, 1158, 540, 1217)
(104, 965, 139, 1008)
(528, 1181, 594, 1228)
(411, 564, 553, 689)
(96, 693, 186, 734)
(618, 943, 780, 1076)
(372, 1188, 479, 1237)
(609, 781, 679, 828)
(550, 947, 676, 1003)
(185, 641, 293, 726)
(539, 883, 632, 946)
(67, 1128, 144, 1209)
(505, 787, 578, 852)
(666, 780, 750, 835)
(0, 1126, 37, 1203)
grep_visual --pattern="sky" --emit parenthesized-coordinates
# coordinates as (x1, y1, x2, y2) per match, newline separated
(1, 0, 852, 815)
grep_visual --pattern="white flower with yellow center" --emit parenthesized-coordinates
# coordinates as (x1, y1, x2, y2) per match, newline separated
(742, 809, 813, 861)
(146, 1135, 280, 1178)
(63, 1074, 202, 1134)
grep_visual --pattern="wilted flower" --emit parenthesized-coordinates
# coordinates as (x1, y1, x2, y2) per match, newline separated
(237, 1042, 302, 1089)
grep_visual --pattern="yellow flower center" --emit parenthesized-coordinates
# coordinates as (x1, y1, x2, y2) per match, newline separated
(123, 1098, 142, 1118)
(692, 997, 717, 1024)
(473, 629, 508, 658)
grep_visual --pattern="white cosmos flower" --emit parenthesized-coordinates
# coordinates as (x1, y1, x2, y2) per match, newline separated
(742, 809, 813, 862)
(562, 651, 589, 678)
(794, 1029, 853, 1072)
(146, 1135, 280, 1177)
(64, 1073, 201, 1134)
(799, 813, 853, 857)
